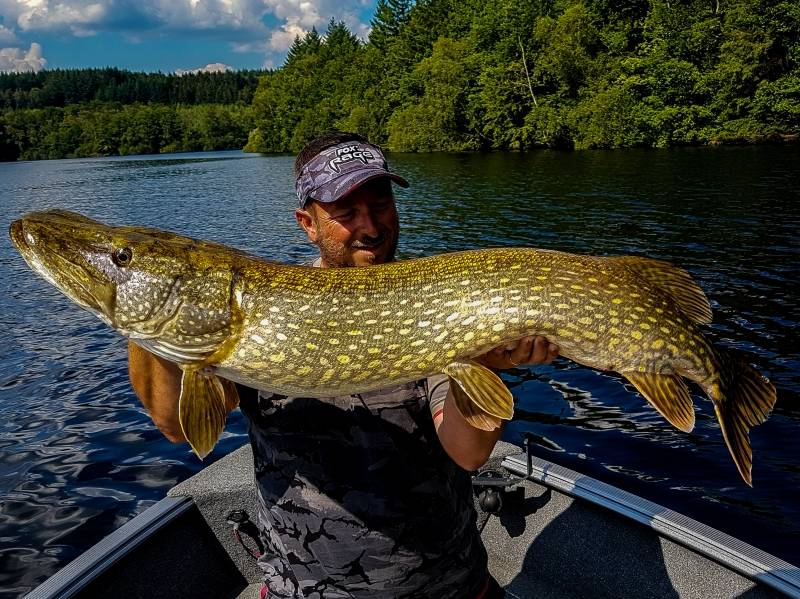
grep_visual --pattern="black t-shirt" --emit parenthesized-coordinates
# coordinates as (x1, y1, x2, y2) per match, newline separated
(238, 377, 488, 599)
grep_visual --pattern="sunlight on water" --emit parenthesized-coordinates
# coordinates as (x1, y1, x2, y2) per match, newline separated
(0, 147, 798, 595)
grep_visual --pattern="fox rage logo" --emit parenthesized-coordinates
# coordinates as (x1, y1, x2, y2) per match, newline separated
(327, 145, 381, 173)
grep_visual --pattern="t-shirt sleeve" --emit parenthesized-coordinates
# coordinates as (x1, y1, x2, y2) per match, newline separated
(426, 373, 450, 420)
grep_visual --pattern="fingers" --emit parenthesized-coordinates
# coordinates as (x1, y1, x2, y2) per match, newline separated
(545, 342, 559, 364)
(508, 337, 534, 365)
(474, 336, 560, 370)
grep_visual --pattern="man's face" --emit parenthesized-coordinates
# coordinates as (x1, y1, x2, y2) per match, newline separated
(295, 177, 400, 268)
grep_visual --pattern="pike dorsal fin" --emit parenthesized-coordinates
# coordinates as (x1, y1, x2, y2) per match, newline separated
(610, 256, 713, 324)
(622, 371, 695, 433)
(179, 367, 239, 459)
(443, 360, 514, 431)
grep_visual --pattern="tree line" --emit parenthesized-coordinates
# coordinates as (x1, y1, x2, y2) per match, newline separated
(1, 0, 798, 161)
(0, 68, 265, 109)
(246, 0, 799, 152)
(0, 103, 253, 161)
(0, 68, 261, 160)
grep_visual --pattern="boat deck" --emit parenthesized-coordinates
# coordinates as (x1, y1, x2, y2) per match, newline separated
(27, 441, 797, 599)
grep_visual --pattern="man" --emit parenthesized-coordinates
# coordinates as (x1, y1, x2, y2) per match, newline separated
(129, 132, 558, 598)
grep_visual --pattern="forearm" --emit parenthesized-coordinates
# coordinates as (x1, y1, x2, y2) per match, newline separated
(128, 341, 186, 443)
(434, 386, 503, 471)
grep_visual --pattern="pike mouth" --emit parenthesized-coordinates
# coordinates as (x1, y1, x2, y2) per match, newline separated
(9, 218, 115, 322)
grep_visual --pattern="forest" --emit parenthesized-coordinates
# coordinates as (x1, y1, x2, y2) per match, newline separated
(1, 0, 798, 160)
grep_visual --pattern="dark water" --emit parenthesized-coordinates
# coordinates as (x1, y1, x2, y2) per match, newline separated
(0, 147, 798, 596)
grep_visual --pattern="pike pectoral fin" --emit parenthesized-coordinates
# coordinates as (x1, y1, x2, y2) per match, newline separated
(443, 360, 514, 431)
(622, 371, 695, 433)
(179, 367, 238, 459)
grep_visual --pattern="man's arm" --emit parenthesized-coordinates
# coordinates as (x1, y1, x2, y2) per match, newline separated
(432, 336, 558, 471)
(128, 342, 238, 444)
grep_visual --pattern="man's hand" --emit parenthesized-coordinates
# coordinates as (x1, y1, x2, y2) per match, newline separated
(474, 336, 559, 370)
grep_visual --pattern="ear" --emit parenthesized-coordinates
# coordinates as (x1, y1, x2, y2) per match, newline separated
(295, 206, 319, 243)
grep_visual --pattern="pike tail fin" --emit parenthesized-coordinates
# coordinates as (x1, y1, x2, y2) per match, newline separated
(709, 352, 776, 486)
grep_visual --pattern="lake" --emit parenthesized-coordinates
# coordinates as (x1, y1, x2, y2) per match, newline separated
(0, 147, 798, 596)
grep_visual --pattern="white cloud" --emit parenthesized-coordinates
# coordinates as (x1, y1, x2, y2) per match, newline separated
(0, 1, 373, 62)
(11, 1, 108, 36)
(175, 61, 233, 75)
(0, 42, 47, 72)
(0, 24, 18, 44)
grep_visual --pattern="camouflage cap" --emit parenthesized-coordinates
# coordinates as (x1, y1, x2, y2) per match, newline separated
(295, 141, 409, 207)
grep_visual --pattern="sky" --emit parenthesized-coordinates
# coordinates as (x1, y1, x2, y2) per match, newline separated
(0, 0, 379, 73)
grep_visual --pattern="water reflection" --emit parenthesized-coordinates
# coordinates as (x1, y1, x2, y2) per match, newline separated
(0, 147, 799, 595)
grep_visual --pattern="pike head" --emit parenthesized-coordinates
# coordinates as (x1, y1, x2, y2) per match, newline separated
(10, 210, 242, 366)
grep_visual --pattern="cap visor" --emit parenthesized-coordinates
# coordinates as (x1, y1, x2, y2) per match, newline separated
(311, 169, 409, 205)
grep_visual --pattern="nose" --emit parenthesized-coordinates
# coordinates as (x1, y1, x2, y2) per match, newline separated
(355, 204, 380, 239)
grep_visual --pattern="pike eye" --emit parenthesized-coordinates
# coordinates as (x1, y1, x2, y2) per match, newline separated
(112, 247, 133, 266)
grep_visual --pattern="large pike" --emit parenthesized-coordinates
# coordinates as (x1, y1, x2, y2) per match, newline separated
(10, 210, 776, 484)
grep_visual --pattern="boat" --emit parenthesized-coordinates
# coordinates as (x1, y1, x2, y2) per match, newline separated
(25, 437, 800, 598)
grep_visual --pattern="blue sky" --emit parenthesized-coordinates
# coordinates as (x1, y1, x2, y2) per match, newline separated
(0, 1, 378, 73)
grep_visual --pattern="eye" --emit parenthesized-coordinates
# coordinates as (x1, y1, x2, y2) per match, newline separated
(112, 247, 133, 266)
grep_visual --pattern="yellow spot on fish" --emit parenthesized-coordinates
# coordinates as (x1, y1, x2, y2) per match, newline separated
(297, 366, 312, 375)
(329, 338, 339, 345)
(306, 342, 318, 351)
(583, 331, 598, 340)
(651, 339, 665, 349)
(337, 355, 350, 364)
(399, 328, 411, 335)
(464, 332, 475, 341)
(492, 323, 505, 332)
(578, 317, 592, 325)
(367, 347, 380, 354)
(348, 330, 362, 336)
(631, 331, 643, 340)
(276, 333, 288, 341)
(269, 352, 285, 363)
(612, 298, 622, 304)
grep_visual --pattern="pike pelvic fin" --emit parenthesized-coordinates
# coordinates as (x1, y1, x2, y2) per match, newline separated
(610, 256, 712, 324)
(179, 367, 239, 459)
(622, 371, 695, 433)
(443, 360, 514, 431)
(709, 353, 776, 486)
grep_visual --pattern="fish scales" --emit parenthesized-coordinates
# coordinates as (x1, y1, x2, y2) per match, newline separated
(10, 210, 776, 484)
(222, 249, 709, 396)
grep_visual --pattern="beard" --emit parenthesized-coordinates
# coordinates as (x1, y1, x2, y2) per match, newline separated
(316, 220, 399, 268)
